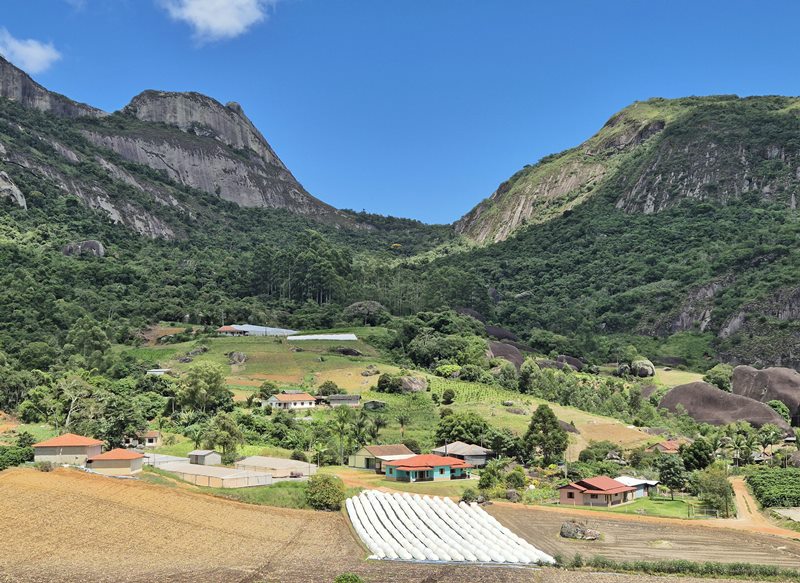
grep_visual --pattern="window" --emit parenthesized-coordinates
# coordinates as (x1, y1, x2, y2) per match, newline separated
(590, 494, 598, 499)
(439, 468, 445, 475)
(567, 492, 574, 499)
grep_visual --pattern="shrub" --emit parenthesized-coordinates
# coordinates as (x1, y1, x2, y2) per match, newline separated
(334, 574, 365, 583)
(434, 364, 461, 378)
(34, 461, 54, 472)
(505, 466, 527, 490)
(291, 449, 308, 462)
(317, 381, 343, 396)
(376, 373, 403, 394)
(461, 487, 479, 503)
(306, 474, 346, 511)
(570, 553, 584, 568)
(441, 388, 455, 405)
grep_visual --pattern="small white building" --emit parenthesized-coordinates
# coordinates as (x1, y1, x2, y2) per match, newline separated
(188, 450, 222, 465)
(616, 476, 660, 499)
(266, 392, 316, 410)
(123, 430, 162, 449)
(33, 433, 103, 465)
(86, 448, 144, 476)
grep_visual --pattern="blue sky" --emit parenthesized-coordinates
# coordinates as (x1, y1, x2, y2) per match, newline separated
(2, 1, 800, 223)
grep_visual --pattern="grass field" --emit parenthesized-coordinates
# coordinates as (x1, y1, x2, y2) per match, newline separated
(153, 432, 294, 459)
(0, 420, 56, 446)
(653, 367, 704, 388)
(603, 496, 700, 519)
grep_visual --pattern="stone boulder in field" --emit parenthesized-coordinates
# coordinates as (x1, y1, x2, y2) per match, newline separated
(400, 375, 428, 393)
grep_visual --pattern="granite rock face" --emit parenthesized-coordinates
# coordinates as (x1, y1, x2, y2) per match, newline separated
(0, 171, 26, 209)
(732, 365, 800, 419)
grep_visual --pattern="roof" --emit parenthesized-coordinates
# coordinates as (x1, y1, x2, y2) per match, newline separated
(88, 448, 144, 462)
(217, 325, 243, 333)
(648, 440, 682, 453)
(432, 441, 494, 456)
(231, 324, 297, 336)
(235, 456, 317, 470)
(559, 476, 636, 495)
(616, 475, 659, 487)
(33, 433, 103, 448)
(327, 394, 361, 401)
(269, 392, 315, 402)
(288, 333, 358, 341)
(141, 430, 160, 438)
(384, 454, 472, 470)
(363, 444, 415, 457)
(188, 450, 218, 456)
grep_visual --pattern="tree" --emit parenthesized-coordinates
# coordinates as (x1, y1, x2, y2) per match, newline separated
(306, 474, 346, 511)
(332, 406, 354, 464)
(757, 424, 782, 454)
(767, 400, 791, 423)
(204, 412, 244, 464)
(435, 412, 489, 446)
(441, 388, 455, 405)
(523, 405, 568, 465)
(178, 362, 232, 414)
(680, 438, 715, 471)
(702, 364, 734, 392)
(65, 316, 111, 361)
(396, 412, 411, 439)
(657, 455, 686, 500)
(696, 463, 733, 517)
(342, 301, 389, 326)
(317, 380, 343, 396)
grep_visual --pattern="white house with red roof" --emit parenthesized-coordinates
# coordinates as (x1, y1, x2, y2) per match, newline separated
(33, 433, 103, 465)
(383, 454, 472, 482)
(86, 448, 144, 476)
(559, 476, 636, 507)
(266, 392, 316, 410)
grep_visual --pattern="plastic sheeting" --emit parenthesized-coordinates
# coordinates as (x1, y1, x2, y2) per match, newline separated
(344, 490, 555, 565)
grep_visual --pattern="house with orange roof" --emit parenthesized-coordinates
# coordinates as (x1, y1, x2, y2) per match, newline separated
(646, 440, 684, 454)
(383, 454, 472, 482)
(33, 433, 104, 465)
(266, 392, 316, 410)
(86, 448, 144, 476)
(558, 476, 636, 507)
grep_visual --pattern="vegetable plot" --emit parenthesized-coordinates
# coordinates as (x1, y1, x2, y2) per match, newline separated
(346, 490, 554, 565)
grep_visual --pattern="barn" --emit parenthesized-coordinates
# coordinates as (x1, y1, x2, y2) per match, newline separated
(86, 448, 144, 476)
(33, 433, 103, 465)
(188, 450, 222, 465)
(158, 461, 273, 488)
(235, 456, 317, 478)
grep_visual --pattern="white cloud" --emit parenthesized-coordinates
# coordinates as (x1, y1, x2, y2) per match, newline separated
(160, 0, 277, 42)
(0, 28, 62, 74)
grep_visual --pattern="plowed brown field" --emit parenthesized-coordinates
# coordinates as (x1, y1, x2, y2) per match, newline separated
(0, 468, 787, 583)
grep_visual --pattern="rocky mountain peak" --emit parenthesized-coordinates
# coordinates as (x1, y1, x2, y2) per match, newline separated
(122, 90, 284, 168)
(0, 56, 104, 118)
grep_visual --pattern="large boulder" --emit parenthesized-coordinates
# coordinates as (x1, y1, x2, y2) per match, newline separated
(732, 365, 800, 420)
(560, 520, 599, 540)
(487, 341, 524, 369)
(630, 358, 656, 378)
(227, 351, 247, 365)
(557, 355, 585, 372)
(0, 171, 26, 209)
(62, 240, 105, 258)
(400, 375, 428, 393)
(486, 325, 518, 341)
(660, 381, 792, 431)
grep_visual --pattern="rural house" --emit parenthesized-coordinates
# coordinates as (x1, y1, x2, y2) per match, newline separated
(325, 394, 361, 408)
(188, 450, 222, 465)
(646, 440, 682, 454)
(123, 430, 162, 449)
(431, 441, 494, 467)
(266, 392, 316, 410)
(235, 456, 317, 477)
(384, 454, 472, 482)
(86, 448, 144, 476)
(349, 444, 415, 473)
(559, 476, 636, 507)
(216, 325, 247, 336)
(615, 475, 659, 499)
(33, 433, 103, 465)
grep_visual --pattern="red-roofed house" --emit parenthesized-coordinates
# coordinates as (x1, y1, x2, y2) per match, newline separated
(266, 392, 316, 410)
(33, 433, 104, 465)
(86, 448, 144, 476)
(216, 325, 246, 336)
(559, 476, 636, 507)
(384, 454, 472, 482)
(646, 440, 683, 454)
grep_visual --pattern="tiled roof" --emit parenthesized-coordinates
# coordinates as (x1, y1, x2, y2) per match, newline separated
(385, 454, 472, 469)
(88, 448, 144, 461)
(33, 433, 103, 448)
(560, 476, 636, 495)
(364, 444, 415, 457)
(271, 392, 315, 402)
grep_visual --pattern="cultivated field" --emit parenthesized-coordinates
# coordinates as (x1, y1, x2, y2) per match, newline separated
(489, 503, 800, 567)
(0, 468, 780, 583)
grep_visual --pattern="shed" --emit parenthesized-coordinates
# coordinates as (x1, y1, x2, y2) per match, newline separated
(158, 461, 272, 488)
(431, 441, 495, 468)
(86, 448, 144, 476)
(188, 450, 222, 466)
(234, 456, 317, 478)
(615, 475, 659, 499)
(325, 394, 361, 408)
(33, 433, 103, 465)
(349, 444, 415, 473)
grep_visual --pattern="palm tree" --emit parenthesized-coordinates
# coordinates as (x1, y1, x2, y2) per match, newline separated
(332, 406, 354, 465)
(396, 413, 411, 439)
(373, 414, 388, 435)
(312, 442, 328, 468)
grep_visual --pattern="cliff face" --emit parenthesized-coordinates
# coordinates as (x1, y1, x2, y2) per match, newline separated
(457, 96, 800, 243)
(0, 56, 104, 118)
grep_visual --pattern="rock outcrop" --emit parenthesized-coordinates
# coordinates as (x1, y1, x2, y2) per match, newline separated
(732, 365, 800, 419)
(487, 341, 524, 369)
(0, 56, 104, 118)
(0, 171, 26, 209)
(659, 381, 791, 431)
(62, 240, 105, 257)
(400, 375, 428, 393)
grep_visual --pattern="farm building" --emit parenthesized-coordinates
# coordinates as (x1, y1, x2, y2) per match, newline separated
(235, 456, 317, 477)
(646, 440, 682, 454)
(615, 476, 659, 499)
(188, 450, 222, 465)
(559, 476, 636, 507)
(145, 368, 171, 376)
(86, 448, 144, 476)
(431, 441, 494, 467)
(33, 433, 103, 465)
(217, 324, 297, 336)
(123, 430, 161, 449)
(158, 461, 272, 488)
(266, 392, 316, 410)
(325, 394, 361, 408)
(384, 454, 472, 482)
(349, 444, 415, 473)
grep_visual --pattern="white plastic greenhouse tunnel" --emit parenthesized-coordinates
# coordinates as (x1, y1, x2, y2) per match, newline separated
(345, 490, 555, 565)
